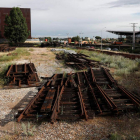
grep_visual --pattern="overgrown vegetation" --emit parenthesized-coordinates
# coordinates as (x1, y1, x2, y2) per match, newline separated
(0, 48, 30, 62)
(62, 48, 140, 94)
(21, 122, 36, 136)
(0, 62, 14, 88)
(28, 48, 34, 51)
(0, 48, 30, 87)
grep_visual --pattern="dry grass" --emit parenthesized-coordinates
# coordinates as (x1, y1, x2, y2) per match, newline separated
(0, 48, 30, 62)
(64, 48, 140, 94)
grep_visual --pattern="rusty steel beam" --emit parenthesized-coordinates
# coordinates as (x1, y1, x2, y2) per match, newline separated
(78, 85, 88, 120)
(52, 86, 60, 111)
(46, 74, 57, 87)
(77, 73, 81, 85)
(96, 84, 118, 111)
(17, 85, 45, 122)
(60, 73, 64, 87)
(83, 72, 102, 114)
(51, 85, 65, 123)
(90, 67, 96, 83)
(6, 65, 13, 76)
(5, 63, 40, 88)
(118, 86, 140, 107)
(102, 67, 116, 84)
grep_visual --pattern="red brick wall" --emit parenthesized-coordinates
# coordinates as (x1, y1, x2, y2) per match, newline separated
(0, 7, 31, 39)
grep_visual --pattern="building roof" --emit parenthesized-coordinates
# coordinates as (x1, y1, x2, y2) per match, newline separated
(107, 30, 140, 35)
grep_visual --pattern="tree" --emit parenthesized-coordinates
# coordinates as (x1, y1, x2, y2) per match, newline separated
(95, 36, 101, 40)
(45, 37, 52, 42)
(4, 7, 30, 45)
(71, 36, 80, 42)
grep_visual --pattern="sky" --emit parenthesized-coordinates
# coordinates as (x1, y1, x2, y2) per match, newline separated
(1, 0, 140, 38)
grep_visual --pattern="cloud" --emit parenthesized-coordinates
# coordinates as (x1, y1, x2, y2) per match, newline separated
(1, 0, 140, 38)
(108, 0, 140, 8)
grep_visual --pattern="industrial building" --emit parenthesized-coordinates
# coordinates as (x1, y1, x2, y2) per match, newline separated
(107, 30, 140, 43)
(0, 7, 31, 39)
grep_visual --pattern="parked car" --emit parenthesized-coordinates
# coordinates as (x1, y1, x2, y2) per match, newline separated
(112, 48, 118, 51)
(90, 46, 95, 49)
(105, 47, 111, 50)
(86, 46, 90, 48)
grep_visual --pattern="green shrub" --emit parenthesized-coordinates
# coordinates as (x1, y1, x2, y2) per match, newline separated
(110, 132, 122, 140)
(0, 63, 14, 87)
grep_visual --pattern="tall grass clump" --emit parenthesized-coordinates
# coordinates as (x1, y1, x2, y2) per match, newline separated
(0, 63, 14, 87)
(21, 122, 36, 136)
(72, 49, 139, 76)
(0, 48, 30, 62)
(110, 132, 122, 140)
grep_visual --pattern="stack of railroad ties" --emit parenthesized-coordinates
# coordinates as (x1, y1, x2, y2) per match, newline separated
(56, 53, 100, 70)
(16, 66, 140, 123)
(4, 63, 40, 88)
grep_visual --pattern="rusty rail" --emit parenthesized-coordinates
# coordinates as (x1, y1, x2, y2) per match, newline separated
(78, 85, 88, 120)
(96, 84, 118, 111)
(118, 86, 140, 107)
(102, 67, 116, 84)
(17, 85, 45, 122)
(51, 85, 65, 123)
(84, 72, 102, 114)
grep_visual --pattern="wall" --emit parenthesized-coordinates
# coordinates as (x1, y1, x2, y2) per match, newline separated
(0, 7, 31, 39)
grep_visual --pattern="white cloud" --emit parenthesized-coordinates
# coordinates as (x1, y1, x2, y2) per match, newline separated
(0, 0, 140, 38)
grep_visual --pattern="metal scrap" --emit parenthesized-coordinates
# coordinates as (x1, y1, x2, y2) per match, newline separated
(5, 63, 40, 88)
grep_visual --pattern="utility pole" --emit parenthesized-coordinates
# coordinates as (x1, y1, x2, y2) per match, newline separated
(130, 23, 137, 50)
(79, 32, 83, 47)
(101, 27, 106, 50)
(66, 33, 69, 46)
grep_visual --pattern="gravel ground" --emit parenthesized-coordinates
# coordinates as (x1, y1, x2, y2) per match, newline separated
(0, 48, 140, 140)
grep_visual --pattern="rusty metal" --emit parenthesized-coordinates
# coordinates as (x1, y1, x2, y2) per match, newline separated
(83, 72, 102, 114)
(5, 63, 40, 88)
(102, 67, 116, 84)
(16, 70, 140, 122)
(78, 85, 88, 120)
(96, 84, 118, 111)
(0, 46, 16, 52)
(56, 53, 99, 70)
(118, 86, 140, 107)
(90, 67, 116, 85)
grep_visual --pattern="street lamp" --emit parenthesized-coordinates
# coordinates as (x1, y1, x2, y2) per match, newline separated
(79, 32, 83, 47)
(101, 27, 106, 50)
(66, 33, 69, 46)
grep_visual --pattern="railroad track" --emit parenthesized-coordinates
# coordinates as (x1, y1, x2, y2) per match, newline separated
(4, 63, 40, 88)
(76, 47, 140, 59)
(56, 53, 100, 70)
(16, 68, 140, 122)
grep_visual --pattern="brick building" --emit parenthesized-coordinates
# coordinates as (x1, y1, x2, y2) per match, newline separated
(0, 7, 31, 39)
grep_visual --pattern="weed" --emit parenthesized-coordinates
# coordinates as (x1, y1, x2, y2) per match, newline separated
(63, 72, 67, 78)
(21, 122, 36, 136)
(110, 132, 122, 140)
(0, 63, 14, 87)
(0, 48, 30, 62)
(65, 48, 139, 77)
(28, 48, 34, 51)
(56, 68, 62, 73)
(127, 135, 140, 140)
